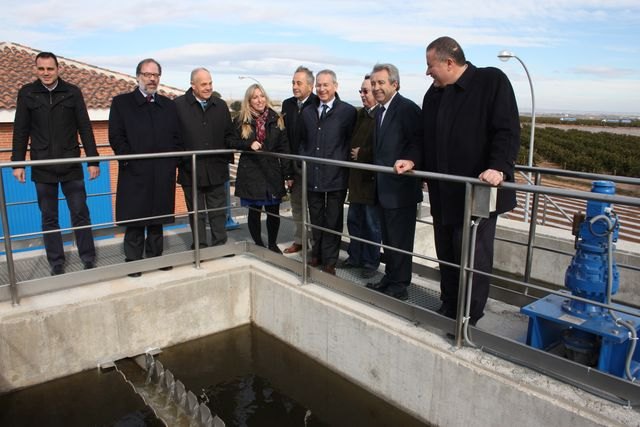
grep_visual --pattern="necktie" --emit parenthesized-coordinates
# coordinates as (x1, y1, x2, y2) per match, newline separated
(146, 94, 153, 103)
(297, 100, 303, 111)
(200, 100, 207, 110)
(320, 104, 328, 121)
(376, 105, 386, 128)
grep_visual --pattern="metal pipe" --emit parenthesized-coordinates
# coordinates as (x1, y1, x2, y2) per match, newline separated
(0, 173, 18, 305)
(301, 160, 309, 285)
(455, 183, 474, 347)
(524, 172, 542, 288)
(191, 154, 201, 269)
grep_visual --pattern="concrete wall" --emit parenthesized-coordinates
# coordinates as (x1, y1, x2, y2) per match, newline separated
(252, 263, 637, 427)
(0, 258, 251, 392)
(1, 256, 636, 426)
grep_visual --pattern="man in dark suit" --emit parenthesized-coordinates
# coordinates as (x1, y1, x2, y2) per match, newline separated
(280, 66, 318, 254)
(397, 36, 520, 324)
(365, 63, 423, 300)
(299, 69, 357, 274)
(12, 51, 100, 275)
(175, 67, 235, 249)
(108, 58, 183, 277)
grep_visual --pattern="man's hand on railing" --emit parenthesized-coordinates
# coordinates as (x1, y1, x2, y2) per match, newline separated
(88, 166, 100, 180)
(394, 159, 415, 174)
(12, 168, 26, 183)
(478, 169, 504, 186)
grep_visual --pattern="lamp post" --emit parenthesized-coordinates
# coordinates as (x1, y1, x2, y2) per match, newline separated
(238, 75, 261, 85)
(498, 50, 536, 223)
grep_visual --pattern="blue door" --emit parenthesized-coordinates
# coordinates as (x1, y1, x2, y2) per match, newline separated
(0, 161, 113, 247)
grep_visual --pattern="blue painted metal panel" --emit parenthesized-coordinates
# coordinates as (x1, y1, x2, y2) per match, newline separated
(0, 161, 113, 241)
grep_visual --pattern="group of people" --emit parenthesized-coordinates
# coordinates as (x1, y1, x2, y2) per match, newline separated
(11, 36, 521, 325)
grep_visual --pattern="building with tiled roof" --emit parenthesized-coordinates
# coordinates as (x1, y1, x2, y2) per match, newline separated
(0, 42, 189, 219)
(0, 41, 184, 122)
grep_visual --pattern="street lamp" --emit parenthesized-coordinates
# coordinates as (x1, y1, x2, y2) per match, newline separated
(238, 75, 261, 85)
(498, 50, 536, 223)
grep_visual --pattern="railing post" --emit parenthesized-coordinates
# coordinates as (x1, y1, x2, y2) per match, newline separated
(455, 182, 474, 347)
(225, 164, 239, 230)
(523, 172, 542, 288)
(0, 172, 19, 305)
(301, 160, 309, 285)
(191, 154, 201, 268)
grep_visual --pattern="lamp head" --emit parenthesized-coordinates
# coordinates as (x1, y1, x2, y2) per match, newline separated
(498, 50, 514, 62)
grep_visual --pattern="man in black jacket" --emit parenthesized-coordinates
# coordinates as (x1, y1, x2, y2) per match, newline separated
(299, 69, 356, 274)
(12, 51, 100, 275)
(280, 66, 318, 254)
(397, 36, 520, 323)
(175, 68, 235, 249)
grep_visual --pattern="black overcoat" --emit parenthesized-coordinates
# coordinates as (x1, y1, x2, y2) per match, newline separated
(232, 109, 292, 201)
(421, 63, 520, 225)
(12, 78, 99, 183)
(174, 89, 235, 187)
(108, 89, 183, 225)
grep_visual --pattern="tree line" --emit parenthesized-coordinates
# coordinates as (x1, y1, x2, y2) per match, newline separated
(519, 125, 640, 177)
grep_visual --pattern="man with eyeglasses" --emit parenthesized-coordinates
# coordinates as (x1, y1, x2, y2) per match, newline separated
(12, 51, 100, 276)
(337, 75, 382, 279)
(108, 58, 183, 277)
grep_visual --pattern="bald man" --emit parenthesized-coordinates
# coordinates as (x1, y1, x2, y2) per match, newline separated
(175, 68, 236, 249)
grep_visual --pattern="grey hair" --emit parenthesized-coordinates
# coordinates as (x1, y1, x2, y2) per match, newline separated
(316, 69, 337, 85)
(294, 66, 315, 86)
(190, 67, 210, 83)
(370, 63, 400, 91)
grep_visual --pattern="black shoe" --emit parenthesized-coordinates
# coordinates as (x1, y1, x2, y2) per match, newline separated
(268, 244, 282, 254)
(383, 286, 409, 301)
(128, 272, 142, 278)
(159, 266, 173, 271)
(83, 261, 95, 270)
(336, 259, 357, 269)
(51, 265, 65, 276)
(360, 268, 377, 279)
(366, 280, 388, 291)
(437, 304, 456, 320)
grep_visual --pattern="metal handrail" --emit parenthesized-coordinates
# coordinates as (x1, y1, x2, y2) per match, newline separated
(1, 148, 639, 403)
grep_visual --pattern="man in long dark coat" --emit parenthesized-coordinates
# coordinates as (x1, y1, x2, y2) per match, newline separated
(108, 58, 182, 277)
(175, 67, 235, 249)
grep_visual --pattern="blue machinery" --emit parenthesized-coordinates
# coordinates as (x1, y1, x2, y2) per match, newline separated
(521, 181, 640, 381)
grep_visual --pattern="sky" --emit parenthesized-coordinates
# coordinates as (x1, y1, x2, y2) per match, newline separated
(2, 0, 640, 115)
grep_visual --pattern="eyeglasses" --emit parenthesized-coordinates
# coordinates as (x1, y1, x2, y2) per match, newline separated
(358, 89, 369, 94)
(139, 72, 161, 79)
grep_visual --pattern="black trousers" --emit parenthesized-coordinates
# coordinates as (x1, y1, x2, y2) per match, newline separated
(124, 224, 163, 261)
(433, 216, 498, 323)
(247, 204, 280, 247)
(35, 180, 95, 267)
(379, 205, 417, 287)
(182, 184, 227, 248)
(307, 190, 347, 266)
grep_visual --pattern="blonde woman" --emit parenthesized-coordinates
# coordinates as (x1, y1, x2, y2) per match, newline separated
(233, 84, 293, 253)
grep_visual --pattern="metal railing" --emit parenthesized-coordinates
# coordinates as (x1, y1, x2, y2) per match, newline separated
(1, 149, 639, 405)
